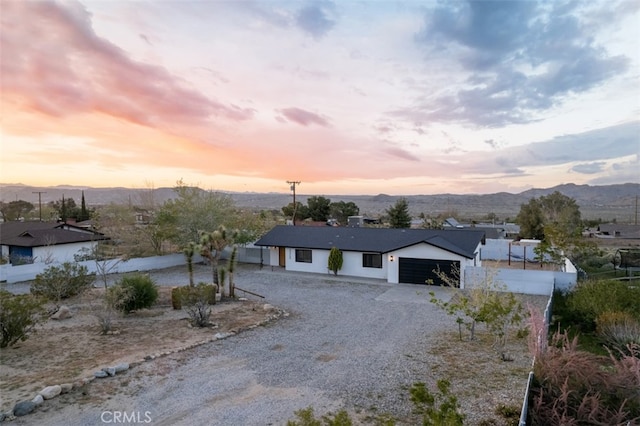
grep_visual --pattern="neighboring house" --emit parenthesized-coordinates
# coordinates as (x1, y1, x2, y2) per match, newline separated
(442, 217, 520, 239)
(597, 223, 640, 239)
(0, 221, 109, 264)
(255, 225, 485, 286)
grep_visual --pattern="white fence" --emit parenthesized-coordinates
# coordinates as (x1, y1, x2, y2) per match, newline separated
(0, 246, 270, 284)
(464, 266, 576, 295)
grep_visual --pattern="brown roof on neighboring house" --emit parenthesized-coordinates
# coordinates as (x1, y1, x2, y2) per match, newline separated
(0, 221, 108, 248)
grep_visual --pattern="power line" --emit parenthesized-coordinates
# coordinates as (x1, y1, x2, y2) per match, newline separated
(286, 181, 301, 226)
(32, 191, 47, 221)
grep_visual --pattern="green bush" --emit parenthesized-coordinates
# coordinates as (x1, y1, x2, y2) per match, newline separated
(113, 274, 158, 313)
(287, 407, 353, 426)
(410, 380, 465, 426)
(566, 279, 640, 332)
(0, 290, 47, 348)
(31, 262, 94, 302)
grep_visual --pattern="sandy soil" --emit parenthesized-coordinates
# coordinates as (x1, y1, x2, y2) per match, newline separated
(0, 286, 279, 413)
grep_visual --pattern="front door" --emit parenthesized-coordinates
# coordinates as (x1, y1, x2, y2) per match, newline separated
(279, 247, 285, 267)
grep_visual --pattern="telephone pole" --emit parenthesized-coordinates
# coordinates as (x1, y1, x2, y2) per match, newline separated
(287, 181, 301, 225)
(32, 191, 46, 221)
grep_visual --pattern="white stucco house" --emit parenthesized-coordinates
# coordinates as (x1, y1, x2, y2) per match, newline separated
(0, 221, 109, 265)
(255, 225, 485, 286)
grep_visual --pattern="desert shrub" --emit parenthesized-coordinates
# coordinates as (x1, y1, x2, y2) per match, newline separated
(95, 284, 134, 334)
(286, 407, 353, 426)
(181, 283, 216, 327)
(563, 279, 640, 332)
(530, 330, 640, 425)
(113, 274, 158, 313)
(171, 287, 182, 310)
(0, 290, 47, 348)
(596, 311, 640, 352)
(31, 262, 94, 302)
(410, 379, 465, 426)
(494, 404, 520, 423)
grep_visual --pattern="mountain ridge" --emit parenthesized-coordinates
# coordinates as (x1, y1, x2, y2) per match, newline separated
(1, 183, 638, 222)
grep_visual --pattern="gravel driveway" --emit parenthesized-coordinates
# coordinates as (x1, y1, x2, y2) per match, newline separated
(12, 264, 455, 426)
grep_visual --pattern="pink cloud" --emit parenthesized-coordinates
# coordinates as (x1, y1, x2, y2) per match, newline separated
(278, 107, 330, 127)
(0, 1, 253, 128)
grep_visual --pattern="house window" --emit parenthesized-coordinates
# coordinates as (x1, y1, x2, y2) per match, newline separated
(295, 249, 312, 263)
(363, 253, 382, 268)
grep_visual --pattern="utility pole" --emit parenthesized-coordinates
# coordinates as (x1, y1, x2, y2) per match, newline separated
(287, 181, 301, 226)
(32, 191, 46, 221)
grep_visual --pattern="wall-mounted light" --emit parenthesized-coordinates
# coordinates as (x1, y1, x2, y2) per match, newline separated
(389, 255, 394, 262)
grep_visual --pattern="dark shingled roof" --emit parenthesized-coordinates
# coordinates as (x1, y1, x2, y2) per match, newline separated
(255, 225, 485, 259)
(0, 221, 108, 248)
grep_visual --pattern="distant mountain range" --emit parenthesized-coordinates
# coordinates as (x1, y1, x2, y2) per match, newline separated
(1, 182, 638, 222)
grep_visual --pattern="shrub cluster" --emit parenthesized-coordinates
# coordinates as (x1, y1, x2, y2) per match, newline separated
(0, 290, 46, 348)
(31, 262, 94, 302)
(531, 332, 640, 425)
(109, 274, 158, 313)
(176, 283, 217, 327)
(532, 278, 640, 424)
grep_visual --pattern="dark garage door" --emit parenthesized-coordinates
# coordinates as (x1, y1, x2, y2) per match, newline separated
(398, 258, 460, 286)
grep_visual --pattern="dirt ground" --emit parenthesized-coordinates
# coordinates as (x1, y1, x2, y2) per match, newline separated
(0, 287, 279, 413)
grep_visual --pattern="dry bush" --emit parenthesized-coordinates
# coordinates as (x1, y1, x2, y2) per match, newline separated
(530, 331, 640, 425)
(597, 311, 640, 352)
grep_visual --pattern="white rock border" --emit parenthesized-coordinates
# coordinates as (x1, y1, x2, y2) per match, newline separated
(1, 305, 287, 423)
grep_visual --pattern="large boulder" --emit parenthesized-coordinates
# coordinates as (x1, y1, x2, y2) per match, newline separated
(39, 385, 61, 400)
(51, 306, 73, 320)
(13, 401, 36, 417)
(31, 395, 44, 406)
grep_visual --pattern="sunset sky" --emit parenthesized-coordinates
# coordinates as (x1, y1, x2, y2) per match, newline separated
(1, 1, 639, 196)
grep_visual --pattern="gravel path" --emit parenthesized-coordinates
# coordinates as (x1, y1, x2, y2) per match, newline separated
(12, 264, 457, 426)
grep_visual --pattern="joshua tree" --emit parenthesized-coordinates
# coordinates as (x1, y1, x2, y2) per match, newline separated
(228, 246, 238, 298)
(183, 241, 198, 287)
(199, 225, 238, 297)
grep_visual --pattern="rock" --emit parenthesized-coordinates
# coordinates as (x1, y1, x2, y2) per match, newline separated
(60, 383, 73, 394)
(102, 367, 116, 377)
(13, 401, 36, 417)
(31, 395, 44, 406)
(215, 293, 221, 302)
(238, 297, 248, 301)
(214, 332, 231, 340)
(94, 370, 109, 378)
(263, 303, 274, 311)
(51, 306, 72, 320)
(114, 363, 129, 373)
(39, 385, 61, 400)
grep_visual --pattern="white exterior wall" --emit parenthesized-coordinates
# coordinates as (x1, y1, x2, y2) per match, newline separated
(386, 243, 480, 285)
(339, 251, 387, 279)
(284, 247, 329, 274)
(32, 241, 97, 264)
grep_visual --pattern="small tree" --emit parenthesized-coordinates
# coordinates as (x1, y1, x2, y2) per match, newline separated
(328, 247, 343, 276)
(0, 290, 46, 348)
(386, 198, 412, 228)
(429, 265, 523, 352)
